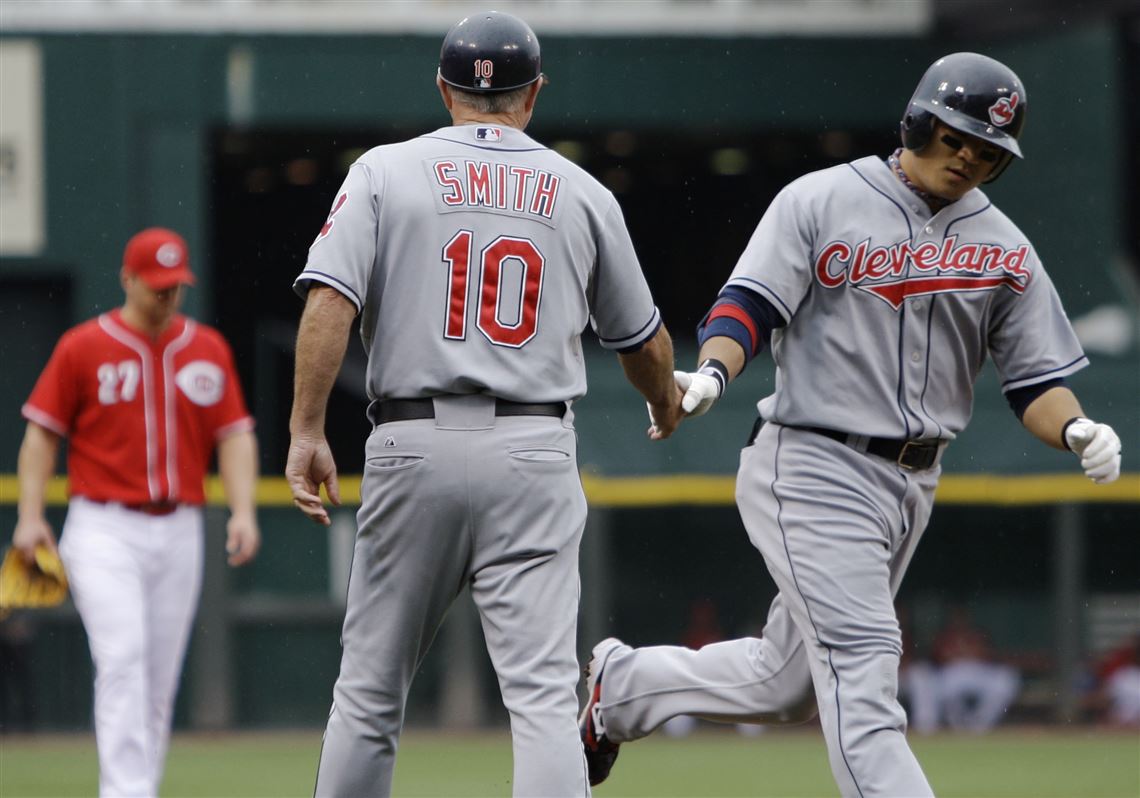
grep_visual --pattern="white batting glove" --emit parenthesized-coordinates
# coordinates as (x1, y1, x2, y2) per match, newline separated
(675, 359, 728, 417)
(1063, 418, 1122, 484)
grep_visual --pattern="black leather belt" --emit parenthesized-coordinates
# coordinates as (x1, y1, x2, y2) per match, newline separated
(368, 398, 565, 426)
(748, 419, 944, 471)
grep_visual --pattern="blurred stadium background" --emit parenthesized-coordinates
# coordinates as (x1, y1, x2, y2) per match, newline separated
(1, 0, 1138, 791)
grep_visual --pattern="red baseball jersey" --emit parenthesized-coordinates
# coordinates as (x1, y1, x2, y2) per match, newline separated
(22, 310, 254, 505)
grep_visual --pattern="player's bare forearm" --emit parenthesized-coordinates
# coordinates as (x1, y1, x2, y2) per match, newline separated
(14, 422, 61, 558)
(620, 327, 678, 405)
(1021, 386, 1085, 450)
(288, 286, 355, 525)
(290, 285, 356, 435)
(217, 429, 261, 565)
(695, 335, 747, 382)
(218, 430, 258, 516)
(619, 325, 685, 439)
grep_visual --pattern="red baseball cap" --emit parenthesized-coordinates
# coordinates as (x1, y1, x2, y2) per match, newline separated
(122, 227, 196, 290)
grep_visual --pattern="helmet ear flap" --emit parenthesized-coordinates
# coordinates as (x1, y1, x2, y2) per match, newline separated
(982, 151, 1015, 183)
(900, 109, 935, 152)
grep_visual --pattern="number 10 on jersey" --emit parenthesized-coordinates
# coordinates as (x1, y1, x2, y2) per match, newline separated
(442, 230, 545, 348)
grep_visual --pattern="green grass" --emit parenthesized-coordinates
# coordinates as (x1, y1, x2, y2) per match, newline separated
(0, 727, 1137, 797)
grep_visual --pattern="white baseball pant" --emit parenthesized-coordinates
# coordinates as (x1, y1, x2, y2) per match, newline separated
(59, 497, 203, 798)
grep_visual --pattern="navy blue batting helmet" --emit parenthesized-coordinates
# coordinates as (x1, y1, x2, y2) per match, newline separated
(900, 52, 1027, 182)
(439, 11, 543, 93)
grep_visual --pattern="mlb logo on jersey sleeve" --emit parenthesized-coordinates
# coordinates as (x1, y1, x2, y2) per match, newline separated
(476, 127, 503, 143)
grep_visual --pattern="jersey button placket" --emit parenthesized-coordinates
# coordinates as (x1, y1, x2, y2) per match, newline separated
(909, 299, 927, 365)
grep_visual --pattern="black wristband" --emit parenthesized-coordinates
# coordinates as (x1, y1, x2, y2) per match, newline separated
(697, 358, 729, 397)
(1060, 416, 1088, 452)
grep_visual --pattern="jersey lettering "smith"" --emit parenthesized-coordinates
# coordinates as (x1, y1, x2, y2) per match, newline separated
(815, 235, 1031, 309)
(432, 159, 561, 220)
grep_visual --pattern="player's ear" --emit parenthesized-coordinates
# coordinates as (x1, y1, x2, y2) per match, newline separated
(524, 78, 542, 113)
(436, 75, 454, 112)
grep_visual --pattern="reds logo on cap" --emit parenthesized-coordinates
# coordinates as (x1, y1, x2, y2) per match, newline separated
(123, 227, 196, 289)
(988, 92, 1019, 127)
(156, 242, 184, 268)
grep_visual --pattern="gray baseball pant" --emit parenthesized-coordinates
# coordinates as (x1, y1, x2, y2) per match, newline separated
(314, 395, 590, 797)
(596, 423, 939, 797)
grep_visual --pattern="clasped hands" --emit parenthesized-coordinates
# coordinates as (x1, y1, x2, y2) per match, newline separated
(647, 363, 726, 439)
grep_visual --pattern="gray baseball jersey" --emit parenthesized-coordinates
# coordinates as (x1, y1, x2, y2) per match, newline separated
(296, 124, 660, 403)
(589, 155, 1086, 797)
(728, 155, 1087, 439)
(298, 124, 660, 797)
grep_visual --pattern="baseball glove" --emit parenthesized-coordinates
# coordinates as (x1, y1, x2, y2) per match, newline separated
(0, 546, 69, 612)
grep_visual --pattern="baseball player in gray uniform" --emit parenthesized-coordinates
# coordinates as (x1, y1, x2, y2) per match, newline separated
(580, 53, 1122, 797)
(285, 11, 682, 797)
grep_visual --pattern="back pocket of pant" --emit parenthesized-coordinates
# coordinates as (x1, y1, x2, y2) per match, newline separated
(507, 446, 571, 463)
(366, 454, 426, 471)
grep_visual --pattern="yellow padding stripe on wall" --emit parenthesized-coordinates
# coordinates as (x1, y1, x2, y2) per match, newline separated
(1, 473, 1137, 508)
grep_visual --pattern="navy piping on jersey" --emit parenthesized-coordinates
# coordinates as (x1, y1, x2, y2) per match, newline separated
(942, 201, 993, 238)
(724, 276, 794, 320)
(894, 310, 915, 439)
(917, 295, 945, 439)
(601, 311, 661, 349)
(770, 427, 866, 798)
(1000, 355, 1089, 390)
(298, 271, 363, 309)
(847, 161, 914, 234)
(848, 160, 919, 440)
(419, 134, 548, 153)
(615, 316, 665, 353)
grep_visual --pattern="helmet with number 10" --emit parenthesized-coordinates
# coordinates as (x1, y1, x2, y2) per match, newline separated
(438, 10, 544, 93)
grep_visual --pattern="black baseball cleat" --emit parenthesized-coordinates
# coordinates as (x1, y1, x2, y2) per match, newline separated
(579, 637, 625, 786)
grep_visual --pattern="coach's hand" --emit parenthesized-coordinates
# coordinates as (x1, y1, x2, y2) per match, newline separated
(286, 433, 342, 526)
(1064, 418, 1121, 484)
(647, 391, 686, 440)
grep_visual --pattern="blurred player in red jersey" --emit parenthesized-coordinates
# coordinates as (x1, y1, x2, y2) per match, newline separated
(11, 227, 259, 797)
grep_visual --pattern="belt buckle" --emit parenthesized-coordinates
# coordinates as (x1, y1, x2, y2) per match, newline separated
(897, 440, 934, 471)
